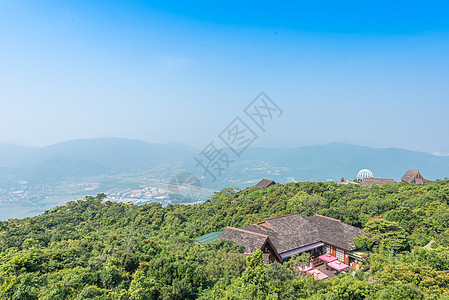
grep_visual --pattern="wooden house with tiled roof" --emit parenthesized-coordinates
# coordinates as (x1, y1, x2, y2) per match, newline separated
(220, 213, 364, 266)
(401, 169, 427, 185)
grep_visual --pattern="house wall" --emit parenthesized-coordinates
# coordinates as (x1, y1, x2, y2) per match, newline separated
(324, 244, 350, 264)
(414, 173, 427, 184)
(344, 252, 350, 265)
(262, 240, 281, 262)
(406, 172, 427, 185)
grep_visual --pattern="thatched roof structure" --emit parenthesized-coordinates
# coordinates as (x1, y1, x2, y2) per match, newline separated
(401, 169, 427, 184)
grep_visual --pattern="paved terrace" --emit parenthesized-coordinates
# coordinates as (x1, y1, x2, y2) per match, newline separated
(314, 264, 340, 280)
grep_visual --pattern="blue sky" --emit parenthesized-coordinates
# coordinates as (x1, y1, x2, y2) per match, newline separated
(1, 1, 448, 154)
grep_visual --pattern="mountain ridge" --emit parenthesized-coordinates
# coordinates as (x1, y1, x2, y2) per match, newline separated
(0, 138, 448, 183)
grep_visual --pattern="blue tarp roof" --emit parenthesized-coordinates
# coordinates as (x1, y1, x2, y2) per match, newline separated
(195, 231, 224, 245)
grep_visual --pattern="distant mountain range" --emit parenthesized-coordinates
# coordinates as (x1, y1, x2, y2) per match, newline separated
(239, 143, 449, 182)
(0, 138, 197, 182)
(0, 138, 448, 186)
(1, 138, 448, 220)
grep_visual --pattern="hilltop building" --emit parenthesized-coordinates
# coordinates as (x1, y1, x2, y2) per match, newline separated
(402, 169, 427, 185)
(359, 178, 396, 187)
(357, 169, 373, 180)
(355, 169, 396, 187)
(220, 213, 364, 268)
(255, 179, 277, 188)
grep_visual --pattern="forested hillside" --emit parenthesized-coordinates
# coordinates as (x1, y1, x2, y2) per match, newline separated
(1, 180, 449, 299)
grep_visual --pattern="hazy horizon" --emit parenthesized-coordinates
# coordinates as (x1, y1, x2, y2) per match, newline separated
(1, 1, 448, 154)
(1, 136, 449, 158)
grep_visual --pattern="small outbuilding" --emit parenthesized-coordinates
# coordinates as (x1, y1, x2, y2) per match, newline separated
(255, 179, 276, 188)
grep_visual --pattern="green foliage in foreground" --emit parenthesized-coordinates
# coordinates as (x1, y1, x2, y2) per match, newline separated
(1, 180, 449, 299)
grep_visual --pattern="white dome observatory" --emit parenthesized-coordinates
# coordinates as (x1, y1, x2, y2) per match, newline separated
(357, 169, 374, 179)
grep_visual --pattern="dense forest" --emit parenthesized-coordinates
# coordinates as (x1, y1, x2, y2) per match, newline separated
(1, 180, 449, 299)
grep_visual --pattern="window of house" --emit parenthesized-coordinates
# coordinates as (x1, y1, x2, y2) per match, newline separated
(336, 248, 345, 262)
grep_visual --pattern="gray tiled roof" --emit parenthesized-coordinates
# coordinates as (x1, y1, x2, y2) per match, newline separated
(265, 214, 318, 253)
(220, 227, 268, 253)
(221, 213, 364, 255)
(305, 215, 364, 251)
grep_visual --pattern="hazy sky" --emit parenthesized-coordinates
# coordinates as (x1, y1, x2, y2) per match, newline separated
(1, 1, 448, 154)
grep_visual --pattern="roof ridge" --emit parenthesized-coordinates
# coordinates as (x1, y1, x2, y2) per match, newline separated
(265, 213, 300, 221)
(314, 214, 341, 222)
(225, 226, 269, 238)
(256, 221, 277, 232)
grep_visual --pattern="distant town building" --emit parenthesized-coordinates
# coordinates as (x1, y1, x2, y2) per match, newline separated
(255, 179, 276, 188)
(338, 177, 358, 185)
(401, 169, 427, 185)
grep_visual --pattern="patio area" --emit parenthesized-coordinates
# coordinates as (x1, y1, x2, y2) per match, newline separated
(298, 254, 350, 280)
(314, 264, 339, 279)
